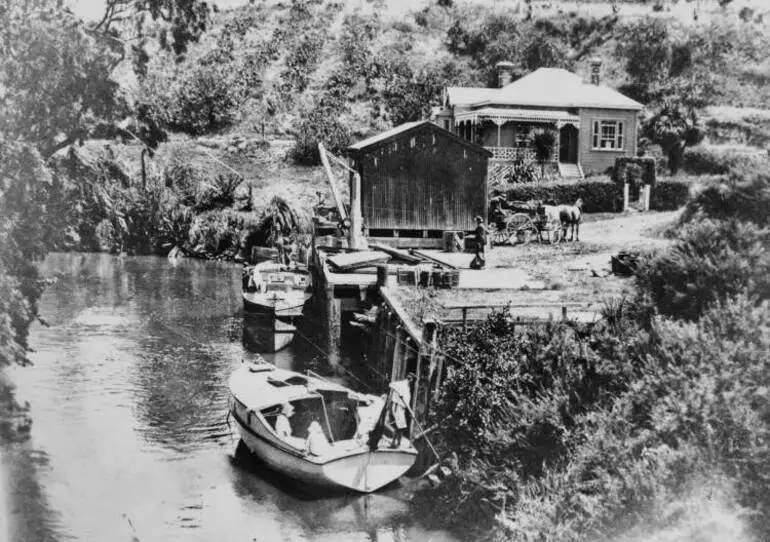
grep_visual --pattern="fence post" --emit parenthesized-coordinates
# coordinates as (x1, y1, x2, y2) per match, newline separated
(623, 183, 630, 212)
(643, 184, 651, 212)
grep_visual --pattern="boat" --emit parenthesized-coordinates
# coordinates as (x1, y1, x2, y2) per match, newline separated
(229, 361, 418, 493)
(242, 262, 313, 317)
(242, 314, 299, 353)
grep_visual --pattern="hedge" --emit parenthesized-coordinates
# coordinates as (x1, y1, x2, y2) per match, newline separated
(612, 156, 657, 187)
(502, 180, 623, 213)
(650, 179, 691, 211)
(499, 178, 690, 213)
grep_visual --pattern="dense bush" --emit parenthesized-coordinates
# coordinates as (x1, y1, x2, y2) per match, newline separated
(502, 180, 623, 213)
(423, 287, 770, 540)
(681, 166, 770, 226)
(649, 178, 691, 210)
(635, 219, 770, 321)
(188, 210, 244, 258)
(193, 172, 243, 212)
(682, 146, 763, 175)
(291, 105, 351, 165)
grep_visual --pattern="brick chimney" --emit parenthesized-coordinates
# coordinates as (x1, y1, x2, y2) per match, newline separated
(590, 59, 602, 86)
(495, 61, 515, 88)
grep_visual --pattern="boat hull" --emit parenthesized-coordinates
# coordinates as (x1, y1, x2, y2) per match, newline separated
(233, 412, 416, 493)
(242, 291, 311, 317)
(242, 316, 297, 353)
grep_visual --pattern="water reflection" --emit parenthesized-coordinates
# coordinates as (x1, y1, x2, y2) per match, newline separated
(2, 253, 458, 542)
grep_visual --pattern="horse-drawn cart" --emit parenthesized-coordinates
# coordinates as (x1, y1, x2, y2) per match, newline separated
(488, 200, 541, 246)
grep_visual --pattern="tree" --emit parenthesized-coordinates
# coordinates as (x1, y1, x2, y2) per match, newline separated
(93, 0, 210, 61)
(615, 17, 672, 102)
(523, 33, 570, 71)
(0, 140, 53, 368)
(0, 0, 125, 159)
(642, 99, 704, 174)
(532, 128, 557, 178)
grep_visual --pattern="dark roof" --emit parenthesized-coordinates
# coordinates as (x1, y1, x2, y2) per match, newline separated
(348, 120, 492, 157)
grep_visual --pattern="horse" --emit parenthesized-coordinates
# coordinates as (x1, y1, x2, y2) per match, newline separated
(536, 198, 583, 243)
(559, 198, 583, 242)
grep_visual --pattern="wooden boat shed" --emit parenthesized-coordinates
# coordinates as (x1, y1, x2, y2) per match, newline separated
(347, 121, 491, 246)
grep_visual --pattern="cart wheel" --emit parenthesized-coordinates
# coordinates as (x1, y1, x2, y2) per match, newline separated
(507, 214, 536, 244)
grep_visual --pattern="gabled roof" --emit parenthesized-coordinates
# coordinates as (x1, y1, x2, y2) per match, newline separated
(447, 68, 643, 111)
(348, 120, 492, 157)
(445, 87, 498, 107)
(348, 121, 423, 151)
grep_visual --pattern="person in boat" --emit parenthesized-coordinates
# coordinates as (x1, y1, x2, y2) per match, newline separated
(250, 265, 266, 293)
(275, 402, 295, 439)
(275, 235, 287, 266)
(389, 379, 412, 449)
(297, 236, 311, 267)
(306, 420, 331, 456)
(354, 395, 383, 443)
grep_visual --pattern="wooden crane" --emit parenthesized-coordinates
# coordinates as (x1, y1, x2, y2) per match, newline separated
(318, 143, 367, 250)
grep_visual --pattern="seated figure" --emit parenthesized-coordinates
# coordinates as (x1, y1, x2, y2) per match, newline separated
(305, 420, 331, 456)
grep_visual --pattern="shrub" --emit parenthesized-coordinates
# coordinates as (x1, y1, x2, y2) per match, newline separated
(291, 105, 351, 165)
(502, 179, 623, 213)
(650, 178, 691, 210)
(162, 62, 244, 135)
(164, 163, 204, 206)
(682, 146, 762, 175)
(189, 210, 245, 258)
(634, 219, 770, 321)
(193, 172, 243, 212)
(681, 166, 770, 226)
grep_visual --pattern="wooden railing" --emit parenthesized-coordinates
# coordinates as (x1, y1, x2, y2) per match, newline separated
(440, 302, 592, 329)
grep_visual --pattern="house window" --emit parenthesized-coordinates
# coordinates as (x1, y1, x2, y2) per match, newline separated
(443, 120, 449, 130)
(592, 120, 624, 150)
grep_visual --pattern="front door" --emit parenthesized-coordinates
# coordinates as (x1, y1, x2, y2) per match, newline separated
(559, 125, 578, 163)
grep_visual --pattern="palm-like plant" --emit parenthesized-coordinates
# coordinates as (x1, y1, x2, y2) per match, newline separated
(532, 128, 557, 179)
(257, 196, 304, 246)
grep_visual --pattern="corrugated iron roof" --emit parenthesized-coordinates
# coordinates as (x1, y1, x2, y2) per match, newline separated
(448, 68, 643, 111)
(347, 120, 492, 156)
(348, 121, 423, 150)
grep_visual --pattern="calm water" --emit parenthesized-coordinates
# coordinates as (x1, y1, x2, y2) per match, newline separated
(2, 253, 457, 542)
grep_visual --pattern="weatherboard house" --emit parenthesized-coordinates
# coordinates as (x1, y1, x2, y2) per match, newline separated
(432, 61, 643, 179)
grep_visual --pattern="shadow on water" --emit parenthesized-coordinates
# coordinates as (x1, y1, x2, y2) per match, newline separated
(228, 440, 415, 534)
(1, 441, 61, 542)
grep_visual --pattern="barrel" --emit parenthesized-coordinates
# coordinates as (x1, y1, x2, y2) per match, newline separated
(443, 231, 465, 252)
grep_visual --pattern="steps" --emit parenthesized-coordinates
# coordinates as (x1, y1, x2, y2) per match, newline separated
(558, 162, 584, 181)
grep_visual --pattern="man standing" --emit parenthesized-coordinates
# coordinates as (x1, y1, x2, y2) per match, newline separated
(471, 216, 488, 269)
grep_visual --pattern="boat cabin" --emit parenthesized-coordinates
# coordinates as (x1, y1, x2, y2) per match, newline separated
(242, 263, 311, 294)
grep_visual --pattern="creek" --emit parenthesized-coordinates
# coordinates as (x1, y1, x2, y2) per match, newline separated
(1, 253, 458, 542)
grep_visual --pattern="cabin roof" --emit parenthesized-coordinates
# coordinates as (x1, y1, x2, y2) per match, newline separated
(230, 364, 362, 410)
(348, 120, 492, 157)
(447, 67, 643, 111)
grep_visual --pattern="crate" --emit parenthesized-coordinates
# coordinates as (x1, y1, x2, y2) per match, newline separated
(397, 267, 418, 285)
(441, 269, 460, 289)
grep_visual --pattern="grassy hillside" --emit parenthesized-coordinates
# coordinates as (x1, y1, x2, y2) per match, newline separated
(132, 0, 770, 143)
